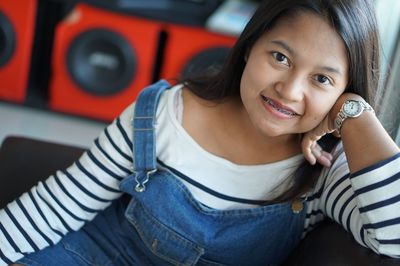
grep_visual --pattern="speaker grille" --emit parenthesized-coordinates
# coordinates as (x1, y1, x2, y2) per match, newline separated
(66, 28, 136, 96)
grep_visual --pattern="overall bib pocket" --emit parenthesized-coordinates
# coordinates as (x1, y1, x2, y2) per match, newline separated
(61, 230, 118, 266)
(124, 198, 205, 266)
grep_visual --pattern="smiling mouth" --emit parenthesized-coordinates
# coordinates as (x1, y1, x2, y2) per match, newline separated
(261, 95, 299, 117)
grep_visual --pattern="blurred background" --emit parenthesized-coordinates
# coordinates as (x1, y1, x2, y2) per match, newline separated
(0, 0, 399, 148)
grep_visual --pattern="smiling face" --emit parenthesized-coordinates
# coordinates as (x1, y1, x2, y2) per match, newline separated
(240, 11, 349, 138)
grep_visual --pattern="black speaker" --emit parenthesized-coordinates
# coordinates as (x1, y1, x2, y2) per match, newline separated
(49, 3, 162, 121)
(161, 23, 236, 82)
(0, 0, 37, 103)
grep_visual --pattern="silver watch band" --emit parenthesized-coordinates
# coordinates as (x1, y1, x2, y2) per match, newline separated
(334, 100, 374, 132)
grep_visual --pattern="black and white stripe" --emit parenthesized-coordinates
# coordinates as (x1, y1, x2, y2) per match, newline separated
(1, 90, 400, 265)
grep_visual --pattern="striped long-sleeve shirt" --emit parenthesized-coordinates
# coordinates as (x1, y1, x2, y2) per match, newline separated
(1, 85, 400, 264)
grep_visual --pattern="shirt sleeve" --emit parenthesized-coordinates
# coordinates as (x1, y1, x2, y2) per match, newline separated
(316, 142, 400, 258)
(0, 103, 136, 265)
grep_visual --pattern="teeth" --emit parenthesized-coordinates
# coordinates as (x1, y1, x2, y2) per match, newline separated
(262, 96, 296, 116)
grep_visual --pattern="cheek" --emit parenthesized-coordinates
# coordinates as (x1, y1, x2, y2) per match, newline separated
(242, 54, 271, 87)
(314, 102, 331, 117)
(312, 116, 321, 122)
(307, 114, 325, 128)
(304, 95, 338, 125)
(240, 64, 262, 100)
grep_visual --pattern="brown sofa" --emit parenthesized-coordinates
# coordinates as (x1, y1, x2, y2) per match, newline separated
(0, 136, 399, 265)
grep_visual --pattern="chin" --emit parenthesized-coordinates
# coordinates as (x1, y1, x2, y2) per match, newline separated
(258, 126, 292, 138)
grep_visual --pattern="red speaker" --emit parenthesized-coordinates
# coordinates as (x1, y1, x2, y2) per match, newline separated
(49, 3, 161, 121)
(0, 0, 37, 103)
(161, 24, 237, 83)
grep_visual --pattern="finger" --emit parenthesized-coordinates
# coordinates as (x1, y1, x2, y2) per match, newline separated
(304, 140, 333, 167)
(321, 150, 333, 161)
(302, 130, 323, 164)
(301, 117, 335, 165)
(305, 151, 317, 165)
(312, 144, 333, 167)
(302, 139, 316, 165)
(332, 130, 341, 138)
(302, 137, 316, 165)
(316, 154, 332, 168)
(311, 143, 323, 159)
(315, 150, 333, 167)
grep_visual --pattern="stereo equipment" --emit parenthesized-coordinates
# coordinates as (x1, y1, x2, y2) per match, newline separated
(160, 23, 236, 82)
(0, 0, 37, 103)
(49, 3, 161, 121)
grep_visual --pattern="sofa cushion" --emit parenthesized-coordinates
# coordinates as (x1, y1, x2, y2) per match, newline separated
(0, 136, 84, 208)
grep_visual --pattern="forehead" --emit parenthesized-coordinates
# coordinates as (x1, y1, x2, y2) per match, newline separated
(254, 11, 349, 73)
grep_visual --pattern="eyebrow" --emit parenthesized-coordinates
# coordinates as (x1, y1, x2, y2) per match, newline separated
(318, 66, 343, 76)
(271, 40, 294, 55)
(270, 40, 343, 76)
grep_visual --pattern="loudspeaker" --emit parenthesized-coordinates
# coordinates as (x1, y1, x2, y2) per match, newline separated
(0, 0, 37, 103)
(49, 3, 161, 121)
(160, 24, 236, 82)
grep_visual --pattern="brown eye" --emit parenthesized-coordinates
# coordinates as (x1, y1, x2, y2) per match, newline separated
(275, 53, 286, 62)
(272, 52, 289, 66)
(316, 75, 331, 85)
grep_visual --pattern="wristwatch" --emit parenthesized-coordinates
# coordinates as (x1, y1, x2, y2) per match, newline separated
(334, 99, 374, 132)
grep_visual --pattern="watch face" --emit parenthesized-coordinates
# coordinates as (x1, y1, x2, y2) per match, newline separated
(343, 100, 362, 116)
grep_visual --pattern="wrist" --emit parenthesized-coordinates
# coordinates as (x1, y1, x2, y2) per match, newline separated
(330, 93, 374, 133)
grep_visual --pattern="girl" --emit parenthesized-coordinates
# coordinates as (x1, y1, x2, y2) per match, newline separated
(2, 0, 400, 265)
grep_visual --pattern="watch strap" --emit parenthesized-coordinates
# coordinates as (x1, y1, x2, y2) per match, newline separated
(334, 100, 374, 132)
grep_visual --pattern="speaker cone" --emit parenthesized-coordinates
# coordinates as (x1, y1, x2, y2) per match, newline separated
(0, 11, 16, 67)
(181, 46, 230, 79)
(66, 28, 136, 96)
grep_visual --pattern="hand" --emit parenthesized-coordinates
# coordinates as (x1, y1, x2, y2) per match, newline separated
(301, 115, 337, 167)
(301, 92, 364, 167)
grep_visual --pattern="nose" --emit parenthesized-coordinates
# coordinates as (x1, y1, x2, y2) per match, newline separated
(274, 74, 304, 102)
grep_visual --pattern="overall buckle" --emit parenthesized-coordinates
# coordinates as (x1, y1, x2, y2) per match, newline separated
(133, 169, 157, 192)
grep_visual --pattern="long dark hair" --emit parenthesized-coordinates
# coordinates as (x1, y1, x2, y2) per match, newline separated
(183, 0, 381, 202)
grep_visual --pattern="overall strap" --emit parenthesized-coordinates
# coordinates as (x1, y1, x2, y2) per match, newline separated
(131, 80, 171, 192)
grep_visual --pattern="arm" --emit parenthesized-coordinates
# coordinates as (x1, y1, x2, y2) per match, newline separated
(303, 93, 400, 257)
(303, 93, 399, 169)
(331, 93, 399, 172)
(314, 144, 400, 257)
(0, 103, 136, 265)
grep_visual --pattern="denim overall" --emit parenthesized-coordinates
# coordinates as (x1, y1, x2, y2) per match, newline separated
(17, 80, 306, 266)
